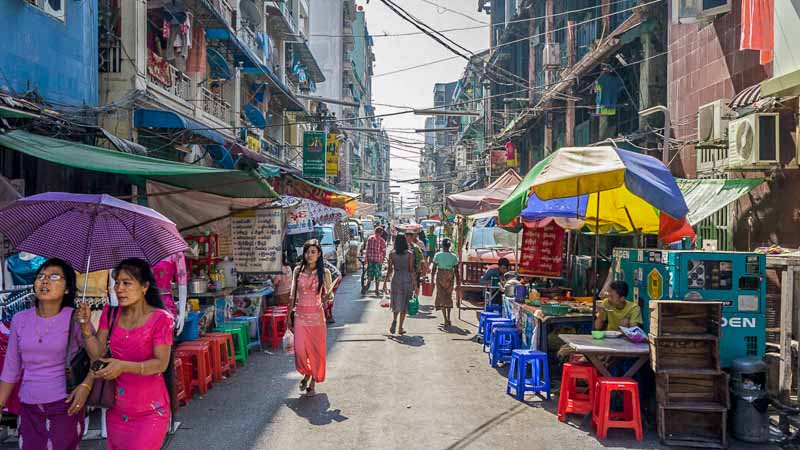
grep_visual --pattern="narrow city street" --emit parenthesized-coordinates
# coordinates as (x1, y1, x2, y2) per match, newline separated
(165, 274, 660, 450)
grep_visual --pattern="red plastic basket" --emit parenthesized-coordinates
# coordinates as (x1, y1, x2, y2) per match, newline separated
(422, 281, 434, 296)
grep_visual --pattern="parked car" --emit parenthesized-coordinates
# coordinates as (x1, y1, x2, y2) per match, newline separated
(318, 225, 345, 272)
(361, 218, 375, 240)
(460, 226, 519, 298)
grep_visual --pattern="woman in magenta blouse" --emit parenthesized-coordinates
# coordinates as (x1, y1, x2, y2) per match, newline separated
(79, 258, 175, 450)
(0, 258, 92, 450)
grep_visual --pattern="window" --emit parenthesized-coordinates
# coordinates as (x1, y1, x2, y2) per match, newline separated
(672, 0, 731, 24)
(27, 0, 64, 21)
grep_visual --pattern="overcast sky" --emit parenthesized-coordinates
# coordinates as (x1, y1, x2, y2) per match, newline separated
(362, 0, 489, 206)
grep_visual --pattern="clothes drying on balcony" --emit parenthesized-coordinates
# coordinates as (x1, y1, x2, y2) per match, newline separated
(594, 73, 622, 116)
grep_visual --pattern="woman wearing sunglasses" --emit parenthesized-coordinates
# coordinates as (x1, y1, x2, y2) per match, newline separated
(0, 258, 92, 450)
(288, 239, 333, 396)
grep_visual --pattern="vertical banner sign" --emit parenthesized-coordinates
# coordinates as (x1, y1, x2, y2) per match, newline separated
(518, 221, 565, 277)
(303, 131, 327, 178)
(326, 133, 340, 177)
(231, 208, 283, 273)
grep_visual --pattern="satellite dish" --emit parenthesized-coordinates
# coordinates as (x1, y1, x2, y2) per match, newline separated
(206, 48, 232, 80)
(240, 0, 262, 27)
(736, 120, 755, 161)
(244, 104, 268, 129)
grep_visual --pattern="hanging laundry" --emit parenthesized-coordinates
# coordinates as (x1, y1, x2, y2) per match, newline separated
(741, 0, 774, 65)
(186, 26, 207, 75)
(595, 73, 622, 116)
(162, 19, 170, 39)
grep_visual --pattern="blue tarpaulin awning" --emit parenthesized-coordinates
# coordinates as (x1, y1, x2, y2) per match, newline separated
(133, 109, 226, 145)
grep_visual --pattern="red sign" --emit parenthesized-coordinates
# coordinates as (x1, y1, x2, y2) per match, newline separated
(518, 221, 565, 278)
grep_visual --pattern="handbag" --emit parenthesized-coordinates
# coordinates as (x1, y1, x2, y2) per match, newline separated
(87, 306, 119, 409)
(65, 310, 91, 392)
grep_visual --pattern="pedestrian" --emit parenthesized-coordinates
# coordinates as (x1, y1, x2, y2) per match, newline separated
(427, 225, 438, 265)
(362, 225, 387, 296)
(431, 239, 461, 327)
(271, 256, 293, 305)
(405, 230, 426, 296)
(481, 257, 511, 306)
(79, 258, 175, 450)
(0, 258, 91, 450)
(384, 235, 416, 335)
(287, 240, 333, 396)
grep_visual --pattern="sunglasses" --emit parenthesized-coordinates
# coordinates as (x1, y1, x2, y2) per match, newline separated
(36, 273, 64, 282)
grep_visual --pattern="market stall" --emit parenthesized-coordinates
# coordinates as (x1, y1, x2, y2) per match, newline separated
(446, 169, 521, 216)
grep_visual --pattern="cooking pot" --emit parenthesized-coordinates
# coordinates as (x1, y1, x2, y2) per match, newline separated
(504, 279, 521, 297)
(189, 277, 208, 295)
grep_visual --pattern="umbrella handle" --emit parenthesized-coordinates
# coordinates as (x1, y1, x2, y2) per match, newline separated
(80, 207, 98, 304)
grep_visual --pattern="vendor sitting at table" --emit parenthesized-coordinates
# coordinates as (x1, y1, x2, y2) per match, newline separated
(594, 280, 642, 331)
(480, 258, 511, 305)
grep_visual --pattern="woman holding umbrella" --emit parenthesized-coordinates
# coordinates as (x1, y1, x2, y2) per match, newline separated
(79, 258, 175, 450)
(0, 258, 93, 450)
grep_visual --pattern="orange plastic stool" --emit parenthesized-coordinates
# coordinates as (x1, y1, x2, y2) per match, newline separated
(174, 357, 189, 406)
(593, 377, 643, 441)
(206, 332, 237, 374)
(196, 337, 224, 382)
(262, 308, 288, 349)
(557, 362, 597, 422)
(175, 353, 194, 403)
(176, 342, 213, 395)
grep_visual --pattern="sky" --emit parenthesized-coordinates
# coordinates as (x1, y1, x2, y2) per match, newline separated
(361, 0, 490, 208)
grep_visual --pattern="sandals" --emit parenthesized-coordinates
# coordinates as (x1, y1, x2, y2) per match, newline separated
(299, 377, 310, 392)
(306, 381, 317, 396)
(399, 328, 407, 335)
(389, 320, 397, 334)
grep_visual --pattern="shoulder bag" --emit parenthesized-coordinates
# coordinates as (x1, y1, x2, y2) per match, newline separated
(65, 309, 91, 392)
(87, 306, 119, 409)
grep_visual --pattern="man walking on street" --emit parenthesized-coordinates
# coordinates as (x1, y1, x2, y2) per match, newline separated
(363, 225, 387, 296)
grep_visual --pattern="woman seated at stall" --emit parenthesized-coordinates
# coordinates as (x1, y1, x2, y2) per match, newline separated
(594, 281, 642, 332)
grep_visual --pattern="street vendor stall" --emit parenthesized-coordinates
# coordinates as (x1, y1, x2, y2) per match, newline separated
(502, 296, 593, 359)
(446, 169, 521, 216)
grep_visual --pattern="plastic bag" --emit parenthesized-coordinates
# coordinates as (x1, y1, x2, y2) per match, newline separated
(283, 330, 295, 354)
(619, 326, 647, 344)
(407, 295, 419, 316)
(380, 295, 390, 308)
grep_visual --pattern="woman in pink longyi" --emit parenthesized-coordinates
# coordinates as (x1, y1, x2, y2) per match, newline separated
(288, 240, 332, 396)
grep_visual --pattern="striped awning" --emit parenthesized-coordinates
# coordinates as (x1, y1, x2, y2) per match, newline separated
(729, 84, 762, 109)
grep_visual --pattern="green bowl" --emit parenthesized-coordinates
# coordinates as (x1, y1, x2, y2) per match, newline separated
(591, 330, 605, 340)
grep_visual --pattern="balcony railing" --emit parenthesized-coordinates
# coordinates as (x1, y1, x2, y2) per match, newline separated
(208, 0, 234, 28)
(99, 40, 123, 73)
(237, 26, 262, 64)
(200, 87, 233, 125)
(147, 51, 192, 102)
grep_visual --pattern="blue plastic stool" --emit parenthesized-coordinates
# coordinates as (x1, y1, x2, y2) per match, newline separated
(485, 303, 502, 314)
(483, 318, 515, 352)
(231, 316, 262, 352)
(489, 326, 520, 368)
(478, 312, 502, 340)
(507, 349, 550, 400)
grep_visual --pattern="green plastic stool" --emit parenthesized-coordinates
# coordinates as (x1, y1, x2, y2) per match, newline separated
(213, 323, 248, 365)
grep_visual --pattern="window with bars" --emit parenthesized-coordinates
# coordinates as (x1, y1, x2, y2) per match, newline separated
(696, 173, 732, 250)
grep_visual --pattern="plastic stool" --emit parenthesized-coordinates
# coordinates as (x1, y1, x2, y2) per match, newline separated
(593, 377, 643, 440)
(485, 303, 502, 314)
(489, 326, 520, 368)
(213, 324, 248, 366)
(478, 312, 501, 340)
(483, 318, 515, 352)
(232, 315, 262, 351)
(204, 332, 236, 376)
(174, 357, 189, 406)
(174, 353, 194, 402)
(557, 362, 597, 422)
(507, 349, 550, 400)
(175, 342, 213, 395)
(262, 309, 288, 349)
(196, 337, 224, 382)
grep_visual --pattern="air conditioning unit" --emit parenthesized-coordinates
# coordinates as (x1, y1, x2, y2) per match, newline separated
(543, 43, 560, 70)
(697, 99, 731, 142)
(727, 113, 780, 169)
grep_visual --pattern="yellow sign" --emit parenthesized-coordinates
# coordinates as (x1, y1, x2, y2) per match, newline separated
(246, 135, 261, 153)
(647, 268, 663, 300)
(326, 133, 340, 177)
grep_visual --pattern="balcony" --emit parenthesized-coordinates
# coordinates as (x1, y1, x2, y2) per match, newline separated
(266, 1, 297, 37)
(147, 51, 192, 103)
(237, 26, 263, 65)
(203, 0, 234, 29)
(200, 87, 233, 125)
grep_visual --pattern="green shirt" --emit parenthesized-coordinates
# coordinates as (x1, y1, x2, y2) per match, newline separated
(428, 238, 437, 254)
(433, 251, 458, 270)
(411, 244, 424, 273)
(599, 299, 643, 331)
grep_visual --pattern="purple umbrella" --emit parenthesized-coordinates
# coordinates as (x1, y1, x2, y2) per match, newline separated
(0, 192, 187, 274)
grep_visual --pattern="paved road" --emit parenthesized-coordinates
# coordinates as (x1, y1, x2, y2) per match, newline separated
(165, 274, 664, 450)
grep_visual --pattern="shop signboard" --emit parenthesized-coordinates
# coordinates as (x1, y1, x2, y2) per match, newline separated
(303, 131, 326, 178)
(326, 133, 340, 177)
(518, 221, 565, 278)
(287, 203, 314, 235)
(231, 208, 283, 273)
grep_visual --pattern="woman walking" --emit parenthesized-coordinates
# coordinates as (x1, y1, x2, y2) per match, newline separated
(288, 240, 333, 396)
(431, 239, 461, 327)
(79, 258, 175, 450)
(0, 258, 92, 450)
(384, 235, 416, 335)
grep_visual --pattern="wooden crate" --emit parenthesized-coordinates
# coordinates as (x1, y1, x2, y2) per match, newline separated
(649, 301, 722, 337)
(658, 405, 728, 448)
(656, 372, 730, 409)
(649, 335, 721, 373)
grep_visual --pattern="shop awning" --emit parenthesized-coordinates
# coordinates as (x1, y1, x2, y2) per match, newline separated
(133, 109, 226, 145)
(0, 130, 277, 198)
(729, 84, 763, 109)
(677, 178, 764, 225)
(257, 163, 359, 215)
(287, 41, 325, 83)
(447, 169, 522, 215)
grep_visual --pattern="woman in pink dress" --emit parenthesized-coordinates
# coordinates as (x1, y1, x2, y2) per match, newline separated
(288, 240, 332, 396)
(78, 258, 175, 450)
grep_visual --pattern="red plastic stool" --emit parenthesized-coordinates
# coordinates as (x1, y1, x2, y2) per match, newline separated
(206, 332, 237, 374)
(175, 342, 213, 395)
(196, 337, 224, 382)
(262, 309, 288, 349)
(175, 353, 194, 402)
(593, 377, 643, 441)
(557, 362, 597, 422)
(174, 357, 189, 406)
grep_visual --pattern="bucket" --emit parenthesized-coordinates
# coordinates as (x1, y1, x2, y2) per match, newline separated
(422, 280, 434, 296)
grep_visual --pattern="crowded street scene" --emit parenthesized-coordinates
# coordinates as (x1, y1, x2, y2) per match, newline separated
(0, 0, 799, 449)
